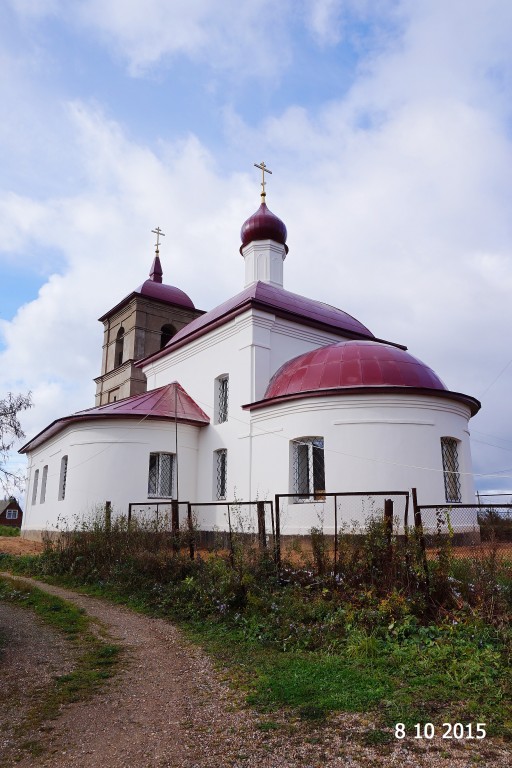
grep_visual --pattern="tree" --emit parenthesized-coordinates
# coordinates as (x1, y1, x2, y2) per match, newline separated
(0, 392, 32, 492)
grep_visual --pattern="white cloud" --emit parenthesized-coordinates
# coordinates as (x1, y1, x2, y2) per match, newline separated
(306, 0, 344, 46)
(2, 0, 512, 489)
(75, 0, 293, 78)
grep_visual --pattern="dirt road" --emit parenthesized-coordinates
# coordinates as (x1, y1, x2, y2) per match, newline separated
(2, 575, 510, 768)
(0, 537, 44, 556)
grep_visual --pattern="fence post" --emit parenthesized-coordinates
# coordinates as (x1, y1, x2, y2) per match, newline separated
(412, 487, 430, 597)
(274, 495, 281, 569)
(257, 501, 266, 551)
(333, 495, 338, 578)
(171, 499, 180, 552)
(187, 502, 195, 560)
(227, 504, 235, 567)
(384, 498, 393, 552)
(105, 501, 112, 534)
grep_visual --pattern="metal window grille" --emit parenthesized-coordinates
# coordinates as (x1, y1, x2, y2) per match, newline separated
(293, 437, 325, 500)
(32, 469, 39, 505)
(217, 376, 229, 423)
(215, 449, 227, 500)
(59, 456, 68, 500)
(40, 465, 48, 504)
(148, 453, 174, 497)
(441, 437, 461, 503)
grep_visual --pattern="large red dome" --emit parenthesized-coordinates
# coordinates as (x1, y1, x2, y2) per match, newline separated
(265, 341, 447, 399)
(240, 202, 288, 251)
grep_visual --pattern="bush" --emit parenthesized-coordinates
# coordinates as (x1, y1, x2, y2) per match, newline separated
(0, 524, 20, 537)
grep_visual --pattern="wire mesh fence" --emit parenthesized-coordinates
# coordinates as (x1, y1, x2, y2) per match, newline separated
(417, 503, 512, 559)
(189, 500, 275, 563)
(274, 491, 411, 573)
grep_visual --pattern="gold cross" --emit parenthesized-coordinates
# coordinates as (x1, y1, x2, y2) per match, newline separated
(151, 226, 166, 253)
(254, 161, 272, 201)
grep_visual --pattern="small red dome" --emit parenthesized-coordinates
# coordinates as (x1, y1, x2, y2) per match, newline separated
(137, 280, 195, 309)
(240, 202, 288, 250)
(265, 341, 446, 399)
(135, 254, 195, 309)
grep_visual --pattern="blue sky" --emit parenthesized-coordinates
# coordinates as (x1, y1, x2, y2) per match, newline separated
(2, 0, 512, 494)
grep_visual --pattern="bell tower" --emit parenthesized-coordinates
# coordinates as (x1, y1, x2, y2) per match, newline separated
(94, 230, 204, 405)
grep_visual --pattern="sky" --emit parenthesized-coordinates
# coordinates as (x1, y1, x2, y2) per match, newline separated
(1, 0, 512, 496)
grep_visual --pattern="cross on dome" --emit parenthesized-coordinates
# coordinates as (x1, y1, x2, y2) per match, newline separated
(254, 161, 272, 202)
(151, 226, 165, 254)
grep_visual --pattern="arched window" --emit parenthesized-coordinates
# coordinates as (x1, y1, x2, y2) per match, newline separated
(115, 327, 125, 368)
(291, 437, 325, 501)
(160, 324, 176, 349)
(441, 437, 461, 503)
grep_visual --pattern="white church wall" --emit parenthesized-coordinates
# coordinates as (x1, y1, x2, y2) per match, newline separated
(248, 393, 475, 535)
(141, 307, 360, 522)
(22, 420, 201, 537)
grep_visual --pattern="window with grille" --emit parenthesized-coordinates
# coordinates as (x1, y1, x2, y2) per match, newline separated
(441, 437, 461, 503)
(148, 452, 174, 497)
(6, 509, 18, 520)
(58, 455, 68, 500)
(215, 449, 227, 500)
(292, 437, 325, 501)
(40, 465, 48, 504)
(215, 375, 229, 423)
(32, 469, 39, 505)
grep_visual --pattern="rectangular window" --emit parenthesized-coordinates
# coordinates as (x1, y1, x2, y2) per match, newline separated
(292, 437, 325, 501)
(441, 437, 461, 503)
(216, 375, 229, 423)
(215, 449, 227, 500)
(148, 453, 174, 497)
(6, 510, 18, 520)
(58, 455, 68, 500)
(40, 465, 48, 504)
(31, 469, 39, 505)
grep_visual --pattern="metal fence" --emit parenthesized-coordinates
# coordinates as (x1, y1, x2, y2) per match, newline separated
(274, 491, 410, 571)
(415, 502, 512, 555)
(127, 499, 275, 563)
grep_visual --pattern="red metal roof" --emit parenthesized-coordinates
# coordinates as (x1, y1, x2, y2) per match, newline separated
(265, 341, 447, 397)
(135, 279, 195, 309)
(243, 340, 480, 416)
(139, 282, 377, 367)
(240, 202, 288, 251)
(98, 258, 196, 322)
(19, 383, 209, 453)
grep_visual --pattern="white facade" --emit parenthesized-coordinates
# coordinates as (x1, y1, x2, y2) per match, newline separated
(20, 199, 480, 539)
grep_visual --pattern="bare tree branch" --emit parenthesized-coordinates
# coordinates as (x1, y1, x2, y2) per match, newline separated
(1, 392, 32, 492)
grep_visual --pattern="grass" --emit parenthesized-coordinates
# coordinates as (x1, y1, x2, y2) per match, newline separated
(0, 524, 20, 537)
(1, 514, 511, 744)
(0, 575, 122, 759)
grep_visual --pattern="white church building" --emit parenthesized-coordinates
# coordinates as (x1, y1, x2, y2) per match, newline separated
(20, 176, 480, 540)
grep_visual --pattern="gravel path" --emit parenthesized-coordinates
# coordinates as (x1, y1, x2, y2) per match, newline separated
(2, 575, 511, 768)
(0, 599, 75, 766)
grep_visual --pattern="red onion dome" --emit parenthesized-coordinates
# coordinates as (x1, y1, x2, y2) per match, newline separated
(240, 202, 288, 251)
(135, 255, 195, 309)
(265, 341, 447, 399)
